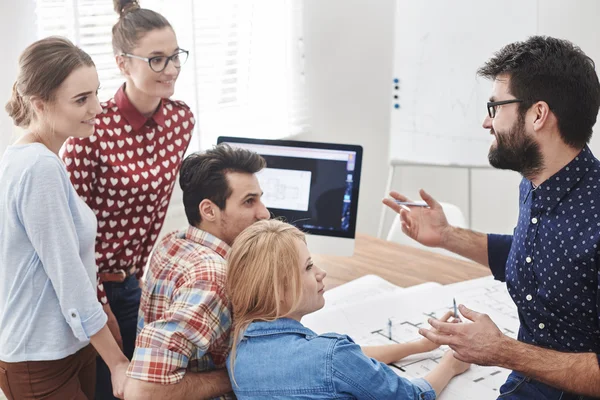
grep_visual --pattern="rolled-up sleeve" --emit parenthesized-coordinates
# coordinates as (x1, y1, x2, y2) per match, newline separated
(487, 234, 513, 282)
(411, 378, 436, 398)
(18, 159, 106, 341)
(331, 337, 436, 399)
(127, 275, 231, 384)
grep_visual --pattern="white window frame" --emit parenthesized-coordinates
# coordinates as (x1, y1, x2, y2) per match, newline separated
(35, 0, 309, 151)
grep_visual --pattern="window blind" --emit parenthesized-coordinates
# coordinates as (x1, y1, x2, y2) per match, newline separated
(35, 0, 309, 148)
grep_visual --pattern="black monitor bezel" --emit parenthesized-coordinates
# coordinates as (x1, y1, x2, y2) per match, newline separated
(217, 136, 363, 239)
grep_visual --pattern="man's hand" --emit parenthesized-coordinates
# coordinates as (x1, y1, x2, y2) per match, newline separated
(382, 189, 452, 248)
(418, 304, 508, 366)
(103, 303, 123, 351)
(417, 311, 459, 353)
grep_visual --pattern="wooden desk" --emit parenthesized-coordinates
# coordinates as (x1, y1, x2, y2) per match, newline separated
(312, 233, 491, 290)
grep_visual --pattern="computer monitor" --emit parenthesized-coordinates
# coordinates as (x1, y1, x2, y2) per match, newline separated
(217, 136, 363, 256)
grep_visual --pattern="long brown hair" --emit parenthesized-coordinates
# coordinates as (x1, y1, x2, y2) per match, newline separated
(112, 0, 173, 55)
(5, 37, 94, 128)
(226, 219, 306, 384)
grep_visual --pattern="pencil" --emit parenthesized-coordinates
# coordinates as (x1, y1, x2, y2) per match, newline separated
(453, 298, 458, 319)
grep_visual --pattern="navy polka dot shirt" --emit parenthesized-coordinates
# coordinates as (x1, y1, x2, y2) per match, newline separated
(488, 146, 600, 366)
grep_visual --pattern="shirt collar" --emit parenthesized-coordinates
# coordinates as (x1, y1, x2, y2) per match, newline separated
(529, 145, 598, 213)
(113, 84, 167, 131)
(243, 318, 316, 338)
(184, 225, 231, 259)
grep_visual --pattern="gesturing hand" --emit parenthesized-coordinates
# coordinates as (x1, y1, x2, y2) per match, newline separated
(417, 310, 460, 353)
(382, 189, 451, 248)
(418, 304, 509, 366)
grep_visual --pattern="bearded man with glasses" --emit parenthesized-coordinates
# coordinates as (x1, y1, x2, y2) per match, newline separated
(384, 36, 600, 399)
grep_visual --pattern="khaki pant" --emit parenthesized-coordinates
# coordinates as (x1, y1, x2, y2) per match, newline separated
(0, 345, 96, 400)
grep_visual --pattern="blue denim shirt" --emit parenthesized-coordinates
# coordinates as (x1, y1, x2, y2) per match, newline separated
(226, 318, 436, 399)
(487, 146, 600, 368)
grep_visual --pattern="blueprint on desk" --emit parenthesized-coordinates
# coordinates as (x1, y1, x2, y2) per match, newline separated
(321, 274, 442, 309)
(303, 276, 519, 399)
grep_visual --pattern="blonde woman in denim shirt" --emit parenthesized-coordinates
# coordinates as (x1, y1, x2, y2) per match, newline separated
(225, 220, 470, 399)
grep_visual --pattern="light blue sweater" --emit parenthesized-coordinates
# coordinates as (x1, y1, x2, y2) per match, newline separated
(0, 143, 107, 362)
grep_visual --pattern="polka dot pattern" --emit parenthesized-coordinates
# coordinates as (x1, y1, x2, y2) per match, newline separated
(503, 147, 600, 354)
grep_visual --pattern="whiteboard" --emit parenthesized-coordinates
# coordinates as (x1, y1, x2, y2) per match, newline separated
(389, 0, 537, 166)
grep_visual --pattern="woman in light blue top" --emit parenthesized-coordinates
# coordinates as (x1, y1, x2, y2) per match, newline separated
(0, 37, 129, 399)
(226, 220, 470, 399)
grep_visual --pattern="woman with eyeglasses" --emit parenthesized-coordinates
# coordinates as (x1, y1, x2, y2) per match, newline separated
(62, 1, 194, 399)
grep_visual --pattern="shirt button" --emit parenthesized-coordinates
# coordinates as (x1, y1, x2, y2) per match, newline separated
(539, 323, 545, 329)
(526, 256, 532, 263)
(526, 294, 533, 301)
(71, 312, 77, 318)
(531, 217, 538, 224)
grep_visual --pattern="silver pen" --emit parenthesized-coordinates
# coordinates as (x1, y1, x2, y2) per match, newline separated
(392, 200, 429, 207)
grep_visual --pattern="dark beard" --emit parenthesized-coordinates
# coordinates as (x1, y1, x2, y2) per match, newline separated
(488, 116, 544, 179)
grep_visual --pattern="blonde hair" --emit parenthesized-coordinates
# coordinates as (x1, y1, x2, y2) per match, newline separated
(226, 219, 306, 384)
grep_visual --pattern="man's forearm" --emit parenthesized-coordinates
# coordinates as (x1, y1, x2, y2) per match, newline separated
(498, 337, 600, 396)
(442, 226, 489, 266)
(125, 369, 232, 400)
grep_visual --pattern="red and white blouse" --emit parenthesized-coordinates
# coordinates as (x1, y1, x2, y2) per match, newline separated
(63, 85, 195, 304)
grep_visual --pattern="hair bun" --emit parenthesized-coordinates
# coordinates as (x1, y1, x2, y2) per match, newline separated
(114, 0, 140, 16)
(5, 82, 31, 128)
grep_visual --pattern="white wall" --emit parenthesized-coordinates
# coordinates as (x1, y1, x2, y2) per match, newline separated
(299, 0, 396, 236)
(0, 0, 35, 155)
(377, 165, 523, 239)
(538, 0, 600, 155)
(301, 0, 600, 238)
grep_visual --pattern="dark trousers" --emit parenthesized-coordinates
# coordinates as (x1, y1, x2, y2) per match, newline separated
(498, 371, 594, 400)
(0, 345, 96, 400)
(95, 275, 141, 400)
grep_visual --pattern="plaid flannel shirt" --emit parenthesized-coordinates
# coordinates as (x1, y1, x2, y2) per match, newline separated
(127, 225, 233, 396)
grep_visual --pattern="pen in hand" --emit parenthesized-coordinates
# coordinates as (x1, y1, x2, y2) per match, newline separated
(392, 199, 430, 208)
(453, 298, 459, 319)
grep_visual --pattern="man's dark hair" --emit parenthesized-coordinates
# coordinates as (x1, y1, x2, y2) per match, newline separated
(478, 36, 600, 149)
(180, 144, 266, 226)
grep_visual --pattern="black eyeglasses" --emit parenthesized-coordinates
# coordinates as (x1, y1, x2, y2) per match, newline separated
(487, 99, 523, 118)
(121, 49, 189, 73)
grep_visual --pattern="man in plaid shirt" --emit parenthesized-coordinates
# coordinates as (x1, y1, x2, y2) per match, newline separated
(125, 144, 270, 399)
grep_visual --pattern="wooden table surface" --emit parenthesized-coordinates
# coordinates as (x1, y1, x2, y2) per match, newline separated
(312, 233, 491, 290)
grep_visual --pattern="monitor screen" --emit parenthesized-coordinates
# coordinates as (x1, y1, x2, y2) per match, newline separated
(217, 137, 363, 250)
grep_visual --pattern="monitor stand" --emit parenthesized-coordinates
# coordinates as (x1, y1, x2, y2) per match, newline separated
(305, 234, 355, 257)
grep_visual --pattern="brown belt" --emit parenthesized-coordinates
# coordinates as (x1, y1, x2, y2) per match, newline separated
(98, 266, 137, 283)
